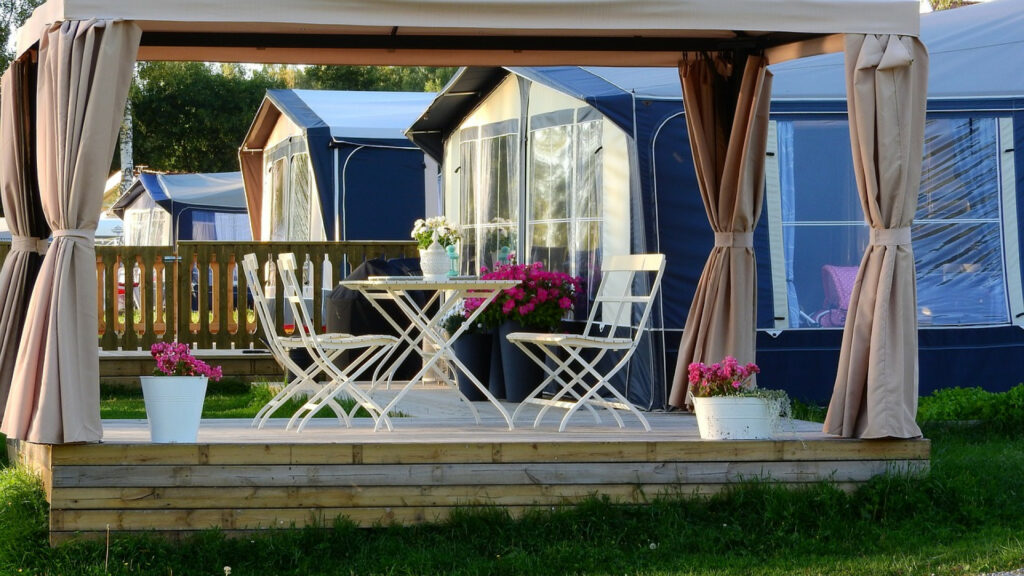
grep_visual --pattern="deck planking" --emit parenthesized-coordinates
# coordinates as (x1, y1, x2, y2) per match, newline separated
(9, 408, 930, 544)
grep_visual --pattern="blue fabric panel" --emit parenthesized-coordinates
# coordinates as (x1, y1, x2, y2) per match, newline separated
(175, 210, 194, 242)
(751, 326, 1024, 404)
(190, 210, 217, 241)
(1017, 110, 1024, 326)
(338, 146, 425, 241)
(651, 111, 708, 332)
(511, 66, 637, 135)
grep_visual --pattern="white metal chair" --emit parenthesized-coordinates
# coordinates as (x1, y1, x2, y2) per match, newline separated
(242, 253, 351, 429)
(276, 252, 399, 432)
(506, 253, 666, 432)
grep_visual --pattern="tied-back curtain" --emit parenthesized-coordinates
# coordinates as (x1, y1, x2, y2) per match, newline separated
(824, 35, 928, 439)
(668, 54, 772, 408)
(1, 20, 140, 444)
(0, 61, 50, 421)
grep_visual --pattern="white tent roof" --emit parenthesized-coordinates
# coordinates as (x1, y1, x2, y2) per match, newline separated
(18, 0, 921, 66)
(771, 0, 1024, 100)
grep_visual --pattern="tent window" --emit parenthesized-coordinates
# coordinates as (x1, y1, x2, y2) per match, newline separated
(775, 115, 1009, 328)
(458, 122, 520, 273)
(527, 115, 603, 284)
(147, 209, 169, 245)
(289, 153, 312, 241)
(269, 157, 287, 241)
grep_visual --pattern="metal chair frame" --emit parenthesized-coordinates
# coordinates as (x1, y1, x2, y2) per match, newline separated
(506, 254, 666, 432)
(276, 253, 399, 431)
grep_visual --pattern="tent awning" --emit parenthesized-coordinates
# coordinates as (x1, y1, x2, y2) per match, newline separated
(18, 0, 920, 66)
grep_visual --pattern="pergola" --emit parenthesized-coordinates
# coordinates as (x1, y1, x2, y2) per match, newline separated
(0, 0, 926, 444)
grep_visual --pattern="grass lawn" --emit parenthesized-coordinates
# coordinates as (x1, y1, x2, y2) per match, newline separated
(99, 378, 372, 420)
(1, 387, 1022, 575)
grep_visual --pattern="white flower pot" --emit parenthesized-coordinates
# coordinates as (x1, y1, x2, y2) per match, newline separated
(141, 376, 208, 443)
(692, 396, 773, 440)
(420, 246, 450, 281)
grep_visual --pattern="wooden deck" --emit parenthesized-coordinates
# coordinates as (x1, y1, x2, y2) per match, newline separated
(8, 392, 930, 544)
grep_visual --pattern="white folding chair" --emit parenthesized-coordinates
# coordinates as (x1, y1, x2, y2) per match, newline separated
(242, 253, 366, 429)
(507, 253, 666, 432)
(277, 253, 399, 432)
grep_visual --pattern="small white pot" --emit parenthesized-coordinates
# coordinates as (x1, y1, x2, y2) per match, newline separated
(140, 376, 208, 443)
(692, 396, 773, 440)
(420, 246, 450, 281)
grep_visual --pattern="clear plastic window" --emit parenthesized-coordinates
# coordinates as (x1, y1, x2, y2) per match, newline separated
(776, 115, 1009, 328)
(269, 157, 287, 241)
(289, 153, 311, 241)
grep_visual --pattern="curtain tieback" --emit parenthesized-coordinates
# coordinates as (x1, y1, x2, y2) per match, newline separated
(714, 231, 753, 248)
(51, 228, 95, 248)
(11, 235, 49, 254)
(869, 227, 912, 246)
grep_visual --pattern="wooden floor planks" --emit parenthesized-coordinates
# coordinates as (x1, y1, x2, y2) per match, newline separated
(8, 411, 931, 543)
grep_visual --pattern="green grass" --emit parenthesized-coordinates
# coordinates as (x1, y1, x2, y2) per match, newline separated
(1, 386, 1023, 575)
(99, 377, 373, 420)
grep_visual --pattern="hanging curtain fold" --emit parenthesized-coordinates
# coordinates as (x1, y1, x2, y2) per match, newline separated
(668, 53, 773, 408)
(824, 34, 928, 439)
(1, 19, 140, 444)
(0, 61, 50, 421)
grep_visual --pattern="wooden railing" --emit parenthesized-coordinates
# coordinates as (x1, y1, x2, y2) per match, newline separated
(1, 241, 418, 351)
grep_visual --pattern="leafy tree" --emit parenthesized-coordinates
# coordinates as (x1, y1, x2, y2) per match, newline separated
(928, 0, 976, 10)
(0, 0, 43, 75)
(129, 62, 286, 173)
(299, 66, 455, 92)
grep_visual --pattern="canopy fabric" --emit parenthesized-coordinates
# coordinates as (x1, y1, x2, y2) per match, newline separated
(0, 62, 49, 422)
(771, 0, 1024, 100)
(667, 55, 772, 408)
(17, 0, 919, 67)
(242, 89, 433, 241)
(271, 89, 437, 144)
(823, 34, 927, 439)
(1, 20, 140, 444)
(112, 172, 247, 216)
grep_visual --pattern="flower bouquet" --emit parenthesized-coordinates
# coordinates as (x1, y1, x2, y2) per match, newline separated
(143, 342, 222, 442)
(411, 216, 461, 249)
(686, 356, 790, 440)
(150, 341, 223, 380)
(464, 260, 582, 332)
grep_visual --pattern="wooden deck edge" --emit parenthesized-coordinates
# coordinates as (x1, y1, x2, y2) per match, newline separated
(48, 438, 931, 466)
(48, 479, 876, 541)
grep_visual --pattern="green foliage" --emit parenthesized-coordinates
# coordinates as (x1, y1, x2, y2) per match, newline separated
(98, 379, 373, 420)
(299, 66, 456, 92)
(918, 383, 1024, 432)
(129, 62, 286, 173)
(0, 0, 43, 75)
(0, 467, 48, 569)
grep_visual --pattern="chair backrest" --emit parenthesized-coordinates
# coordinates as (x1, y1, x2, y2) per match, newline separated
(277, 253, 328, 356)
(583, 253, 666, 342)
(821, 265, 859, 310)
(241, 252, 293, 361)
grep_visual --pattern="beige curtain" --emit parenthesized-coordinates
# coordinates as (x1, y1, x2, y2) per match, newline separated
(823, 35, 928, 439)
(1, 20, 140, 444)
(668, 54, 772, 408)
(0, 61, 50, 421)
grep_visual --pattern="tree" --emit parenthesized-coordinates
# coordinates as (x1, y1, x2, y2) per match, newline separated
(129, 62, 286, 173)
(299, 66, 456, 92)
(0, 0, 43, 75)
(928, 0, 976, 10)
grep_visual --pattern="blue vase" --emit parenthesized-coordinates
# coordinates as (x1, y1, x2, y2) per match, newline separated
(498, 321, 545, 403)
(451, 332, 491, 402)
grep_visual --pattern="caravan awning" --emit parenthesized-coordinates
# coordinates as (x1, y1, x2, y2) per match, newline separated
(18, 0, 920, 66)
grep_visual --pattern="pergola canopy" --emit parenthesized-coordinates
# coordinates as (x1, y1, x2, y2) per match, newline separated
(17, 0, 920, 66)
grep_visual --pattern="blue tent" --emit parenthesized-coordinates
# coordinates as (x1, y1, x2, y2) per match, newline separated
(112, 172, 251, 244)
(241, 90, 437, 243)
(409, 0, 1024, 404)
